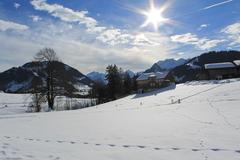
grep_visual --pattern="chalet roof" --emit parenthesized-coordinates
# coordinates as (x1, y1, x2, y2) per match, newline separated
(233, 60, 240, 66)
(136, 72, 168, 81)
(204, 62, 235, 70)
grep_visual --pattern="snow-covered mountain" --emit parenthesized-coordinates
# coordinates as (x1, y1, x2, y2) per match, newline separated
(0, 79, 240, 159)
(0, 61, 94, 95)
(156, 58, 188, 70)
(145, 58, 188, 73)
(87, 71, 107, 85)
(125, 70, 135, 78)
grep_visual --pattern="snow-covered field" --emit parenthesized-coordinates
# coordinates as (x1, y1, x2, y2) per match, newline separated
(0, 79, 240, 160)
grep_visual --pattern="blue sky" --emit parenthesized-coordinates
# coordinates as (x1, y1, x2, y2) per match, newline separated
(0, 0, 239, 73)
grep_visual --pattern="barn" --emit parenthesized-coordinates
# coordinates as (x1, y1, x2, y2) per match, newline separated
(204, 62, 240, 80)
(136, 72, 170, 92)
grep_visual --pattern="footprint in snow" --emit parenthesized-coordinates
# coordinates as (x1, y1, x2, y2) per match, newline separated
(95, 144, 101, 146)
(137, 146, 146, 148)
(171, 148, 180, 150)
(108, 144, 116, 147)
(154, 147, 161, 150)
(211, 148, 221, 151)
(122, 145, 130, 148)
(25, 155, 34, 158)
(0, 150, 6, 155)
(235, 150, 240, 153)
(4, 157, 22, 160)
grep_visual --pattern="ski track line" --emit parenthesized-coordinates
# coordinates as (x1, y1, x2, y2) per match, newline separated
(207, 99, 240, 131)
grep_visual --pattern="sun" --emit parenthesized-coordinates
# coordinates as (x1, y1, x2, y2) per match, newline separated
(139, 0, 169, 30)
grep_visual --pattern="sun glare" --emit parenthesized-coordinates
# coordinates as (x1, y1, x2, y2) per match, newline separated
(140, 0, 169, 30)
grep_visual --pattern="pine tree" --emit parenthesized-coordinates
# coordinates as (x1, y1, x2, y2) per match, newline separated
(105, 64, 122, 100)
(123, 72, 132, 94)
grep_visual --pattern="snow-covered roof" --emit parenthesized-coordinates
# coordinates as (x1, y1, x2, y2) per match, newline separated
(204, 62, 235, 69)
(233, 60, 240, 66)
(136, 72, 168, 81)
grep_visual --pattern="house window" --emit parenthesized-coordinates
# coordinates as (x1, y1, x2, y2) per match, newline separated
(150, 82, 155, 88)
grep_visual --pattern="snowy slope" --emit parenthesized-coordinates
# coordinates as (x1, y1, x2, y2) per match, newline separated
(0, 92, 31, 115)
(0, 79, 240, 160)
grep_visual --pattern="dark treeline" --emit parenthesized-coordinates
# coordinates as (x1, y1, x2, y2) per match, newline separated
(91, 64, 138, 104)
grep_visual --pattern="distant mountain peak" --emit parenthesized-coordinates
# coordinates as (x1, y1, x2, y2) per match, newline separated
(87, 71, 107, 85)
(156, 58, 188, 70)
(145, 58, 188, 73)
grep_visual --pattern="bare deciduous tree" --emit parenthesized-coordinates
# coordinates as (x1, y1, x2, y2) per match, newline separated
(34, 48, 60, 110)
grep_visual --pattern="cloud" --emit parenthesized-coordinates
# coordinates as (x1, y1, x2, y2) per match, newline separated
(14, 2, 21, 9)
(171, 33, 225, 50)
(0, 0, 197, 73)
(96, 28, 134, 46)
(0, 18, 179, 73)
(0, 19, 29, 31)
(133, 33, 160, 46)
(203, 0, 233, 10)
(29, 15, 42, 22)
(221, 22, 240, 46)
(31, 0, 98, 32)
(177, 52, 184, 55)
(197, 24, 209, 30)
(29, 0, 177, 50)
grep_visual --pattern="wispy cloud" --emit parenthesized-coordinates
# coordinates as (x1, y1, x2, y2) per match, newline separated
(14, 2, 21, 9)
(171, 33, 225, 50)
(197, 24, 209, 31)
(29, 15, 42, 22)
(31, 0, 98, 32)
(203, 0, 233, 10)
(0, 19, 29, 31)
(30, 0, 130, 46)
(221, 22, 240, 46)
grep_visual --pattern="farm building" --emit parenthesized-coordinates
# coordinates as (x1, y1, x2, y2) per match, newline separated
(136, 72, 171, 92)
(204, 61, 240, 80)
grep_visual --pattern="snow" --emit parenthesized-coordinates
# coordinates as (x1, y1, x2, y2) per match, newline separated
(204, 62, 235, 69)
(73, 84, 91, 96)
(233, 60, 240, 66)
(1, 79, 240, 160)
(137, 72, 168, 81)
(6, 79, 32, 92)
(186, 59, 201, 69)
(156, 58, 187, 70)
(0, 93, 31, 115)
(174, 75, 185, 82)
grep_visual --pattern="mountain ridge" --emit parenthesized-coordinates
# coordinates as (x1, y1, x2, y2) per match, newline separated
(0, 61, 94, 95)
